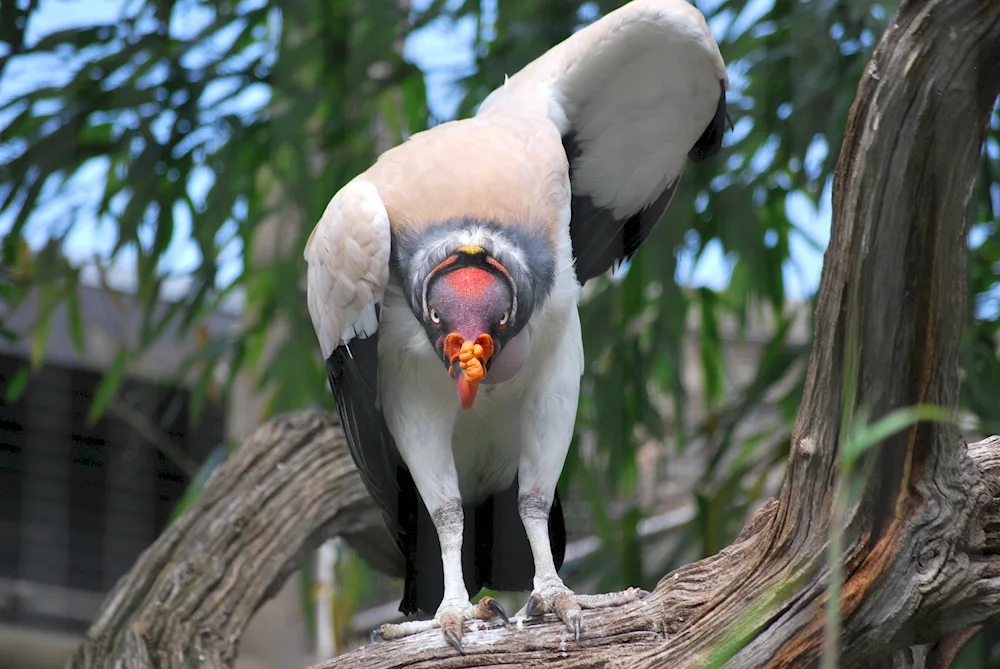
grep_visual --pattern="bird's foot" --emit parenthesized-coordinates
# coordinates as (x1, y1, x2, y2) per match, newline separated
(370, 596, 508, 654)
(516, 579, 649, 643)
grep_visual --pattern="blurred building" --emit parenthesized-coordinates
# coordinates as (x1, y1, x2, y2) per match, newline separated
(0, 280, 232, 668)
(0, 279, 316, 669)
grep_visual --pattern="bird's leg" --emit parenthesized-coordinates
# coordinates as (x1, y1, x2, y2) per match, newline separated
(370, 389, 509, 655)
(431, 499, 509, 652)
(515, 491, 649, 641)
(514, 309, 647, 642)
(371, 498, 509, 653)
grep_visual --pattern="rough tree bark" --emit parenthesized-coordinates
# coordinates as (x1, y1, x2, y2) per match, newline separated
(70, 0, 1000, 667)
(68, 412, 384, 668)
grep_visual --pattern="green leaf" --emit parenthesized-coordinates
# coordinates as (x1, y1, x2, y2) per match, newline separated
(703, 570, 803, 669)
(841, 403, 956, 466)
(5, 366, 29, 402)
(165, 442, 229, 527)
(188, 360, 215, 422)
(30, 283, 57, 369)
(87, 349, 128, 425)
(698, 287, 725, 407)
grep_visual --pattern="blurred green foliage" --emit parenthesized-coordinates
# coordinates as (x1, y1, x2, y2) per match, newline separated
(1, 0, 998, 660)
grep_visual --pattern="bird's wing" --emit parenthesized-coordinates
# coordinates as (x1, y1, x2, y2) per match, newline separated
(478, 0, 729, 283)
(305, 178, 391, 359)
(305, 178, 408, 578)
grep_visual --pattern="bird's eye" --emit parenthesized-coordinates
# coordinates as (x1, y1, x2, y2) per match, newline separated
(499, 309, 510, 326)
(429, 308, 440, 324)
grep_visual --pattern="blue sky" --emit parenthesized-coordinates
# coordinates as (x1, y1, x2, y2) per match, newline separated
(0, 0, 832, 304)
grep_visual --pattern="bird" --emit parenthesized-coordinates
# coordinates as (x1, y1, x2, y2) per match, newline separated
(304, 0, 728, 654)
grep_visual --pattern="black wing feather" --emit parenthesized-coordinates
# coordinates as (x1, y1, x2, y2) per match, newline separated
(327, 330, 441, 615)
(567, 81, 728, 284)
(325, 328, 411, 555)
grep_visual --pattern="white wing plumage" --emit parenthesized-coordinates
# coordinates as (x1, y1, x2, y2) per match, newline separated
(480, 0, 727, 216)
(304, 179, 391, 360)
(478, 0, 729, 282)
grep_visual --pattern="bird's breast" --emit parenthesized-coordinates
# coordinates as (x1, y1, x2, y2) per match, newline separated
(450, 401, 522, 503)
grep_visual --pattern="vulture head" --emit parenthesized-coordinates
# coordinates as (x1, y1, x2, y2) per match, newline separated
(420, 245, 526, 409)
(394, 221, 557, 410)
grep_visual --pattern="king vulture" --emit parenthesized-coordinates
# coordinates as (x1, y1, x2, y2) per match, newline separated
(305, 0, 728, 653)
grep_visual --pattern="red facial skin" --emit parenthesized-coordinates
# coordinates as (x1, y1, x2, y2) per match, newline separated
(425, 266, 512, 409)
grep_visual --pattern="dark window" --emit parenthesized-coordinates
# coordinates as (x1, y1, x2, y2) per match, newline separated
(0, 355, 227, 633)
(0, 355, 25, 583)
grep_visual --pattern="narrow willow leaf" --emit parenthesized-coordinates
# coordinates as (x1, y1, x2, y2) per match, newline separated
(14, 238, 31, 281)
(28, 319, 52, 369)
(698, 287, 725, 406)
(841, 404, 956, 466)
(165, 442, 229, 527)
(189, 362, 215, 422)
(5, 366, 29, 402)
(87, 349, 128, 425)
(30, 283, 57, 369)
(703, 571, 802, 669)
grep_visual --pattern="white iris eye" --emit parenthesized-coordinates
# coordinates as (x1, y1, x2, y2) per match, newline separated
(499, 309, 510, 326)
(429, 308, 440, 324)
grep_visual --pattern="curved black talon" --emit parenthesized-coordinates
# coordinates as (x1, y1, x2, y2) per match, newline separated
(573, 617, 582, 644)
(444, 628, 465, 655)
(488, 598, 510, 624)
(370, 626, 384, 644)
(525, 593, 543, 618)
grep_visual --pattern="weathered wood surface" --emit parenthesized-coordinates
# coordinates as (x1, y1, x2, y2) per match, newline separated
(69, 0, 1000, 666)
(67, 411, 387, 669)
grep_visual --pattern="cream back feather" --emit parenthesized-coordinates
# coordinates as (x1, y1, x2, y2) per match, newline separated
(362, 116, 569, 243)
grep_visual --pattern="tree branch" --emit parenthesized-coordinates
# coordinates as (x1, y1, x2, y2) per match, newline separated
(309, 437, 999, 669)
(68, 0, 1000, 667)
(68, 410, 387, 669)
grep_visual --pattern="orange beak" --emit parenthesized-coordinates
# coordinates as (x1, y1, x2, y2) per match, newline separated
(444, 333, 494, 410)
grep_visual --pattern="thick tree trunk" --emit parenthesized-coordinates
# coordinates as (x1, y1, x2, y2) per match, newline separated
(70, 0, 1000, 667)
